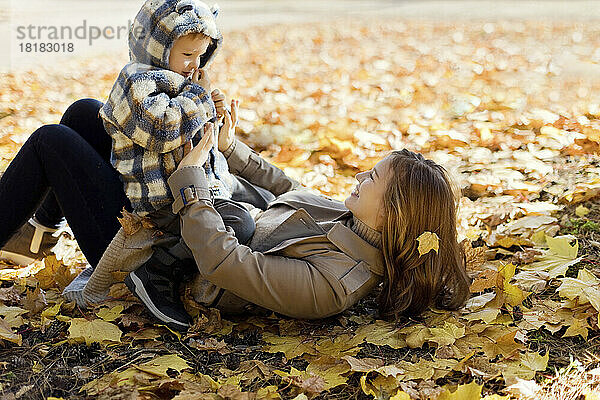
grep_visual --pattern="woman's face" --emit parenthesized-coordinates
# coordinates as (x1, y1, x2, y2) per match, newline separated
(344, 155, 393, 232)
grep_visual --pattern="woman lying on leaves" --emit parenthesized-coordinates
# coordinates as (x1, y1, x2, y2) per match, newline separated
(0, 96, 470, 331)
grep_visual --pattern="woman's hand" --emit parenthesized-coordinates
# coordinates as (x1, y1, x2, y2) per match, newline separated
(217, 99, 239, 152)
(178, 122, 215, 170)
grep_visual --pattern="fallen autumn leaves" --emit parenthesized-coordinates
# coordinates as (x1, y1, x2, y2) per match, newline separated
(1, 18, 600, 399)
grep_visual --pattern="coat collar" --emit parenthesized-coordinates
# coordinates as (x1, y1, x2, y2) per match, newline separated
(327, 222, 384, 276)
(332, 210, 353, 222)
(261, 208, 385, 276)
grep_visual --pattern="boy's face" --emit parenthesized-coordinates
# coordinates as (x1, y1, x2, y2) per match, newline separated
(168, 34, 212, 78)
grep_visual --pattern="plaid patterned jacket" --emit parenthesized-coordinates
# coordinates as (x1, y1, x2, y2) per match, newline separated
(99, 0, 233, 215)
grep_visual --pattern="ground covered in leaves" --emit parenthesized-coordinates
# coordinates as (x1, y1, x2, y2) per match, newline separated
(2, 17, 600, 400)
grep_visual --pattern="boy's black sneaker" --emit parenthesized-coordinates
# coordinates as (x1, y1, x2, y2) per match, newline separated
(124, 247, 195, 331)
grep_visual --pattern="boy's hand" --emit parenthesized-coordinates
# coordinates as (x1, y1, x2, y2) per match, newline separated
(192, 68, 211, 93)
(178, 122, 215, 170)
(218, 99, 238, 152)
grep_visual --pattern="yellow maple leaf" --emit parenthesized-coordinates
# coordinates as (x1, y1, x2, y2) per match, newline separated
(416, 232, 439, 256)
(396, 359, 435, 381)
(433, 359, 460, 380)
(576, 205, 590, 217)
(501, 352, 548, 385)
(496, 263, 531, 306)
(482, 330, 525, 359)
(0, 317, 21, 345)
(360, 374, 401, 399)
(262, 333, 317, 359)
(95, 305, 124, 322)
(558, 268, 600, 312)
(353, 320, 405, 349)
(306, 359, 351, 389)
(438, 381, 482, 400)
(41, 302, 62, 325)
(0, 304, 28, 328)
(523, 235, 581, 278)
(427, 322, 465, 347)
(520, 351, 549, 372)
(135, 354, 190, 377)
(495, 236, 532, 248)
(256, 385, 281, 400)
(35, 255, 77, 291)
(564, 316, 590, 339)
(504, 283, 530, 307)
(314, 334, 360, 357)
(400, 324, 430, 348)
(390, 392, 411, 400)
(546, 234, 579, 259)
(499, 263, 517, 283)
(68, 318, 122, 346)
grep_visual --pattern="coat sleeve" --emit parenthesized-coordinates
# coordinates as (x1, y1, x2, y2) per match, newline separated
(223, 139, 300, 196)
(167, 166, 345, 319)
(122, 70, 215, 154)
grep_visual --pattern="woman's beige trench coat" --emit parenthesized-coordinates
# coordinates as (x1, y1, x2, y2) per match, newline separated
(168, 139, 385, 318)
(76, 139, 384, 319)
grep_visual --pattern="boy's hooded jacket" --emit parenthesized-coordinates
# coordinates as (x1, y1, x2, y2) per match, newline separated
(100, 0, 233, 215)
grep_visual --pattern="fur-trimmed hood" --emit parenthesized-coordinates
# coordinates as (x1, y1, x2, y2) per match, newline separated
(128, 0, 222, 70)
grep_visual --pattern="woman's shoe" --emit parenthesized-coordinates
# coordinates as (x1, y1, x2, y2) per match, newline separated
(0, 218, 59, 265)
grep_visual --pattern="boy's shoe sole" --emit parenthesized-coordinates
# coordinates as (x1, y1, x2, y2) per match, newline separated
(124, 269, 190, 332)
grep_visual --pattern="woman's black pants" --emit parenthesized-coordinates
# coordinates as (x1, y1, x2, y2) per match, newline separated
(0, 99, 266, 266)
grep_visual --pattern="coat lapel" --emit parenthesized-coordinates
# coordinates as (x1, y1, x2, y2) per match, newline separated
(270, 190, 348, 221)
(262, 209, 385, 277)
(261, 208, 325, 253)
(326, 223, 384, 276)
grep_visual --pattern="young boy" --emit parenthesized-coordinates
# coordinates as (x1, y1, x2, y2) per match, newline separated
(100, 0, 231, 216)
(62, 0, 270, 330)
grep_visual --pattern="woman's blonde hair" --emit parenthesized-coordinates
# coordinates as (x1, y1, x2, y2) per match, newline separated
(378, 149, 470, 319)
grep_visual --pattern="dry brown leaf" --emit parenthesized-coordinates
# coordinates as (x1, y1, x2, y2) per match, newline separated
(342, 355, 385, 372)
(117, 208, 143, 236)
(470, 269, 499, 293)
(0, 286, 22, 304)
(217, 384, 251, 400)
(189, 337, 230, 354)
(22, 286, 47, 315)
